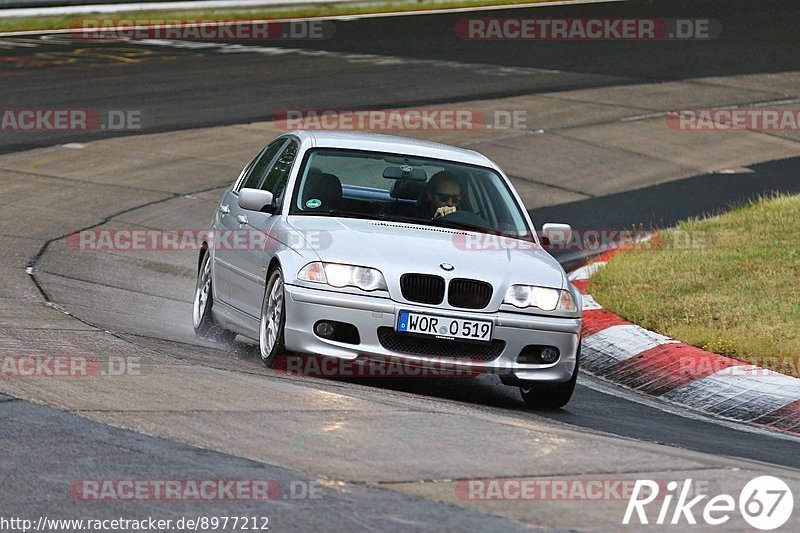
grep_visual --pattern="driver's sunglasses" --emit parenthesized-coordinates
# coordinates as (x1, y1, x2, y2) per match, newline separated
(436, 193, 462, 203)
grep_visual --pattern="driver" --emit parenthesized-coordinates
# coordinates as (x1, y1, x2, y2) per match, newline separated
(421, 171, 462, 218)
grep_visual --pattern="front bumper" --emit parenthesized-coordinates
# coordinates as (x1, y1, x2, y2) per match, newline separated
(283, 283, 581, 383)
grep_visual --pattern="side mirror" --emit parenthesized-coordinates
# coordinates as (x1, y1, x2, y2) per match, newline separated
(238, 188, 275, 212)
(541, 223, 572, 247)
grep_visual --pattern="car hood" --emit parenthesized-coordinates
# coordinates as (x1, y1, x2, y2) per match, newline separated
(287, 216, 567, 307)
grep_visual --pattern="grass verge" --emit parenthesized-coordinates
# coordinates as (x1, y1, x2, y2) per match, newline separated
(590, 194, 800, 377)
(0, 0, 563, 34)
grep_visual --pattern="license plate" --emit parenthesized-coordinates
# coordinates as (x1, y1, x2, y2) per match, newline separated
(396, 311, 493, 342)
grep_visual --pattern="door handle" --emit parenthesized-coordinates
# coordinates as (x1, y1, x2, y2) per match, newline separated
(220, 204, 230, 215)
(236, 214, 248, 225)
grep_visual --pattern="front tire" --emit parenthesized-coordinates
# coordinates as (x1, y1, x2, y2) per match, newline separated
(519, 344, 580, 409)
(192, 251, 236, 343)
(259, 266, 286, 367)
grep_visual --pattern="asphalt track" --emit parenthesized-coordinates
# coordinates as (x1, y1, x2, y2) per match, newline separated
(2, 0, 800, 530)
(1, 397, 531, 531)
(2, 0, 800, 154)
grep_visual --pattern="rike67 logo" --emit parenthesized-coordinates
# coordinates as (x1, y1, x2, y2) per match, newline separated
(624, 476, 793, 529)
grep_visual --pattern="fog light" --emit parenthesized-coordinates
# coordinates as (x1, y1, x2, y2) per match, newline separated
(315, 321, 335, 338)
(540, 347, 559, 363)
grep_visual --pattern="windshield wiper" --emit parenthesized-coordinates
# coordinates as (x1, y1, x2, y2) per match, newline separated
(321, 209, 377, 220)
(311, 209, 496, 232)
(320, 210, 430, 226)
(427, 217, 494, 234)
(375, 213, 431, 225)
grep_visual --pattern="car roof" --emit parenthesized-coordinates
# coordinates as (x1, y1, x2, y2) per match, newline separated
(285, 130, 496, 169)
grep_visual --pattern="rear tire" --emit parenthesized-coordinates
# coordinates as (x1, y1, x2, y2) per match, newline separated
(192, 250, 237, 343)
(519, 343, 580, 409)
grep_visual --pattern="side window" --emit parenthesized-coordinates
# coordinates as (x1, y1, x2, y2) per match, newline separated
(260, 140, 299, 206)
(236, 138, 286, 192)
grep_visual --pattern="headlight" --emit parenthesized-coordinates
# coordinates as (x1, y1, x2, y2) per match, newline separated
(324, 263, 351, 287)
(298, 262, 387, 292)
(504, 285, 576, 312)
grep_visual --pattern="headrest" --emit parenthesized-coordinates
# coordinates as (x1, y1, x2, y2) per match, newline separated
(303, 172, 342, 210)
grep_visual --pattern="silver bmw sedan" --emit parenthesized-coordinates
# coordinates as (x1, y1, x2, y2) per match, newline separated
(193, 130, 582, 408)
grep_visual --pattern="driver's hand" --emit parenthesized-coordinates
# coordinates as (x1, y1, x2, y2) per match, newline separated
(434, 206, 457, 218)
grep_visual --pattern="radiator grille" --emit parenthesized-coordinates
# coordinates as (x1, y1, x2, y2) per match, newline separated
(448, 278, 493, 309)
(400, 274, 445, 304)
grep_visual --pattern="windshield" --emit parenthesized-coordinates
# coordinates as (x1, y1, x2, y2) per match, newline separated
(289, 148, 532, 238)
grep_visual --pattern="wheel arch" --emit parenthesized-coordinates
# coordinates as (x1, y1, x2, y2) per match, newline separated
(198, 241, 209, 272)
(266, 256, 282, 278)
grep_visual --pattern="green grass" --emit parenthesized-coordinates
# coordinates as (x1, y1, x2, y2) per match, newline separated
(0, 0, 562, 33)
(590, 194, 800, 377)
